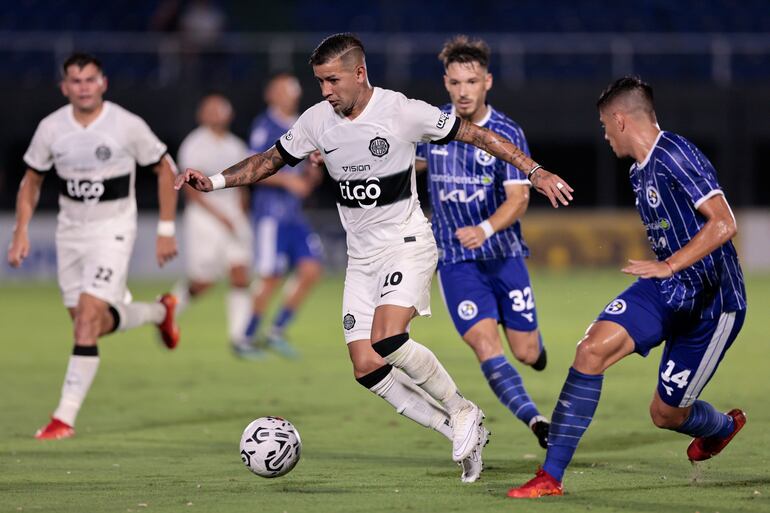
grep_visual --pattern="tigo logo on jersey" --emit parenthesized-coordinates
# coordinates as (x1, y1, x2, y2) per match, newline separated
(66, 178, 105, 204)
(604, 299, 627, 315)
(369, 137, 389, 157)
(457, 300, 478, 320)
(339, 177, 381, 209)
(646, 186, 661, 207)
(474, 148, 497, 166)
(95, 145, 111, 161)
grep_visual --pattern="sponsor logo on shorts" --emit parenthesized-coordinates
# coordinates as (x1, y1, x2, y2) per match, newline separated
(369, 137, 389, 157)
(95, 145, 111, 161)
(474, 148, 497, 166)
(457, 300, 478, 321)
(604, 299, 627, 315)
(646, 186, 661, 207)
(343, 313, 356, 330)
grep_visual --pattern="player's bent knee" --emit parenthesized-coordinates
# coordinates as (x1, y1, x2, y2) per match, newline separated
(463, 332, 502, 362)
(573, 339, 612, 374)
(649, 400, 689, 429)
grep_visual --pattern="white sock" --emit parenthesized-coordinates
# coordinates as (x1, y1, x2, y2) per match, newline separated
(172, 280, 191, 316)
(381, 338, 469, 415)
(369, 367, 453, 440)
(114, 301, 165, 331)
(226, 287, 252, 345)
(52, 354, 100, 427)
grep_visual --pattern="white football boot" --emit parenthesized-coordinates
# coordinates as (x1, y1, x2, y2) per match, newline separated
(460, 426, 490, 483)
(450, 402, 485, 462)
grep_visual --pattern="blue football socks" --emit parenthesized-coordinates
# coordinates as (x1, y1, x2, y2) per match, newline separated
(676, 399, 734, 438)
(480, 355, 540, 425)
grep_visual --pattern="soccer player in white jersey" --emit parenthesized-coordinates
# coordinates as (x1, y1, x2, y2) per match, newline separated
(171, 93, 256, 357)
(176, 34, 573, 481)
(7, 53, 180, 440)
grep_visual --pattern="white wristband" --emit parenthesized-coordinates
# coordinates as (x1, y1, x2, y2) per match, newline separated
(157, 220, 175, 237)
(209, 173, 226, 191)
(478, 220, 495, 239)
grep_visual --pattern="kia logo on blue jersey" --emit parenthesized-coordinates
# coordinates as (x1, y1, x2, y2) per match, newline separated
(646, 186, 661, 207)
(439, 188, 486, 203)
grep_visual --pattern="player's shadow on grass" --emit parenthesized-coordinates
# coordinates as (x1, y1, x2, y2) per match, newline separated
(577, 430, 669, 452)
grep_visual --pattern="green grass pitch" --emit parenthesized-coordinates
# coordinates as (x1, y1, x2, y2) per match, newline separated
(1, 271, 769, 513)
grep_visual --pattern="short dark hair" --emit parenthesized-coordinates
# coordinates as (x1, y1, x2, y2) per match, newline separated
(309, 33, 365, 66)
(438, 35, 490, 69)
(61, 52, 103, 77)
(597, 76, 654, 111)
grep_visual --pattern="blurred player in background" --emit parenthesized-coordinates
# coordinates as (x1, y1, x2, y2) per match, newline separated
(246, 73, 324, 358)
(171, 93, 256, 357)
(509, 77, 747, 498)
(416, 36, 550, 449)
(7, 53, 180, 439)
(177, 33, 573, 482)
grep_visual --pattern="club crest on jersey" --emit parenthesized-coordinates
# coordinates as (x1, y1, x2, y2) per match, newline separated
(457, 300, 478, 321)
(474, 148, 497, 166)
(646, 186, 661, 208)
(95, 145, 111, 161)
(369, 137, 389, 157)
(343, 313, 356, 330)
(604, 299, 627, 315)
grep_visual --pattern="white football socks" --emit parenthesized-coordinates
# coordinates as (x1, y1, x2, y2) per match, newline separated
(369, 367, 453, 440)
(226, 287, 252, 345)
(52, 354, 100, 427)
(113, 301, 165, 331)
(381, 338, 469, 415)
(171, 280, 191, 316)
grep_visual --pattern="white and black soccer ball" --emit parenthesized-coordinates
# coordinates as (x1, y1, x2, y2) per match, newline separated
(239, 416, 302, 478)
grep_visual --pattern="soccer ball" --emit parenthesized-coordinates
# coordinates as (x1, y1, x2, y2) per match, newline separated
(239, 416, 302, 478)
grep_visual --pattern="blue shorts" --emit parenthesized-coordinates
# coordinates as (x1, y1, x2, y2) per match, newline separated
(253, 217, 323, 277)
(437, 256, 538, 336)
(596, 278, 746, 408)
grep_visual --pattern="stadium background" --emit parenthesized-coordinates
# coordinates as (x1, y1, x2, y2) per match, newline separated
(1, 0, 770, 278)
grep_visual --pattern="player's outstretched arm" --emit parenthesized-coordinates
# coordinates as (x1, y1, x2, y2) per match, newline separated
(622, 194, 737, 278)
(7, 169, 44, 268)
(174, 146, 286, 192)
(153, 155, 179, 267)
(454, 119, 573, 208)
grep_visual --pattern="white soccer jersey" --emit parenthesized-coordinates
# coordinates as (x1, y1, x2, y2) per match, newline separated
(23, 101, 167, 228)
(275, 87, 459, 259)
(177, 126, 251, 220)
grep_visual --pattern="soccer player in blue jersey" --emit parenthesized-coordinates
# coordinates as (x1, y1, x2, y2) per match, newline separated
(415, 36, 550, 449)
(509, 76, 748, 498)
(245, 73, 324, 357)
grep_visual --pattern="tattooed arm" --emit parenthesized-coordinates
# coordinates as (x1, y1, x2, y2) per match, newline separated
(174, 146, 286, 192)
(454, 119, 574, 208)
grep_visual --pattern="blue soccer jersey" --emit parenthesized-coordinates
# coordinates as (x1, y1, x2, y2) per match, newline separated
(249, 109, 304, 222)
(416, 105, 530, 265)
(630, 130, 746, 318)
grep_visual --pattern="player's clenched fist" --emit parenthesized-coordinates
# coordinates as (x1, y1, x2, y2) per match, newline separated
(175, 168, 213, 192)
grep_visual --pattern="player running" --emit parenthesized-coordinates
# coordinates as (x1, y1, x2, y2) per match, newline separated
(416, 36, 550, 451)
(508, 76, 747, 498)
(172, 93, 254, 356)
(245, 73, 324, 358)
(7, 53, 181, 440)
(176, 33, 572, 482)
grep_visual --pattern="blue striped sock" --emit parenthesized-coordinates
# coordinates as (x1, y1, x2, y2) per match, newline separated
(480, 355, 539, 426)
(244, 314, 261, 340)
(675, 400, 734, 438)
(543, 367, 603, 482)
(272, 308, 295, 336)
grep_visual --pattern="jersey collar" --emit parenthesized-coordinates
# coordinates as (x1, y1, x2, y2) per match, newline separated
(66, 100, 111, 131)
(635, 129, 664, 169)
(344, 86, 379, 123)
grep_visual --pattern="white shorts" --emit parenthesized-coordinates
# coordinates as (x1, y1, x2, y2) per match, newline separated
(183, 205, 253, 283)
(341, 233, 438, 344)
(56, 220, 136, 308)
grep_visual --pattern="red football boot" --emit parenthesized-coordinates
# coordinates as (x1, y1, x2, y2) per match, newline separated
(157, 293, 180, 350)
(35, 418, 75, 440)
(687, 409, 746, 462)
(507, 468, 563, 498)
